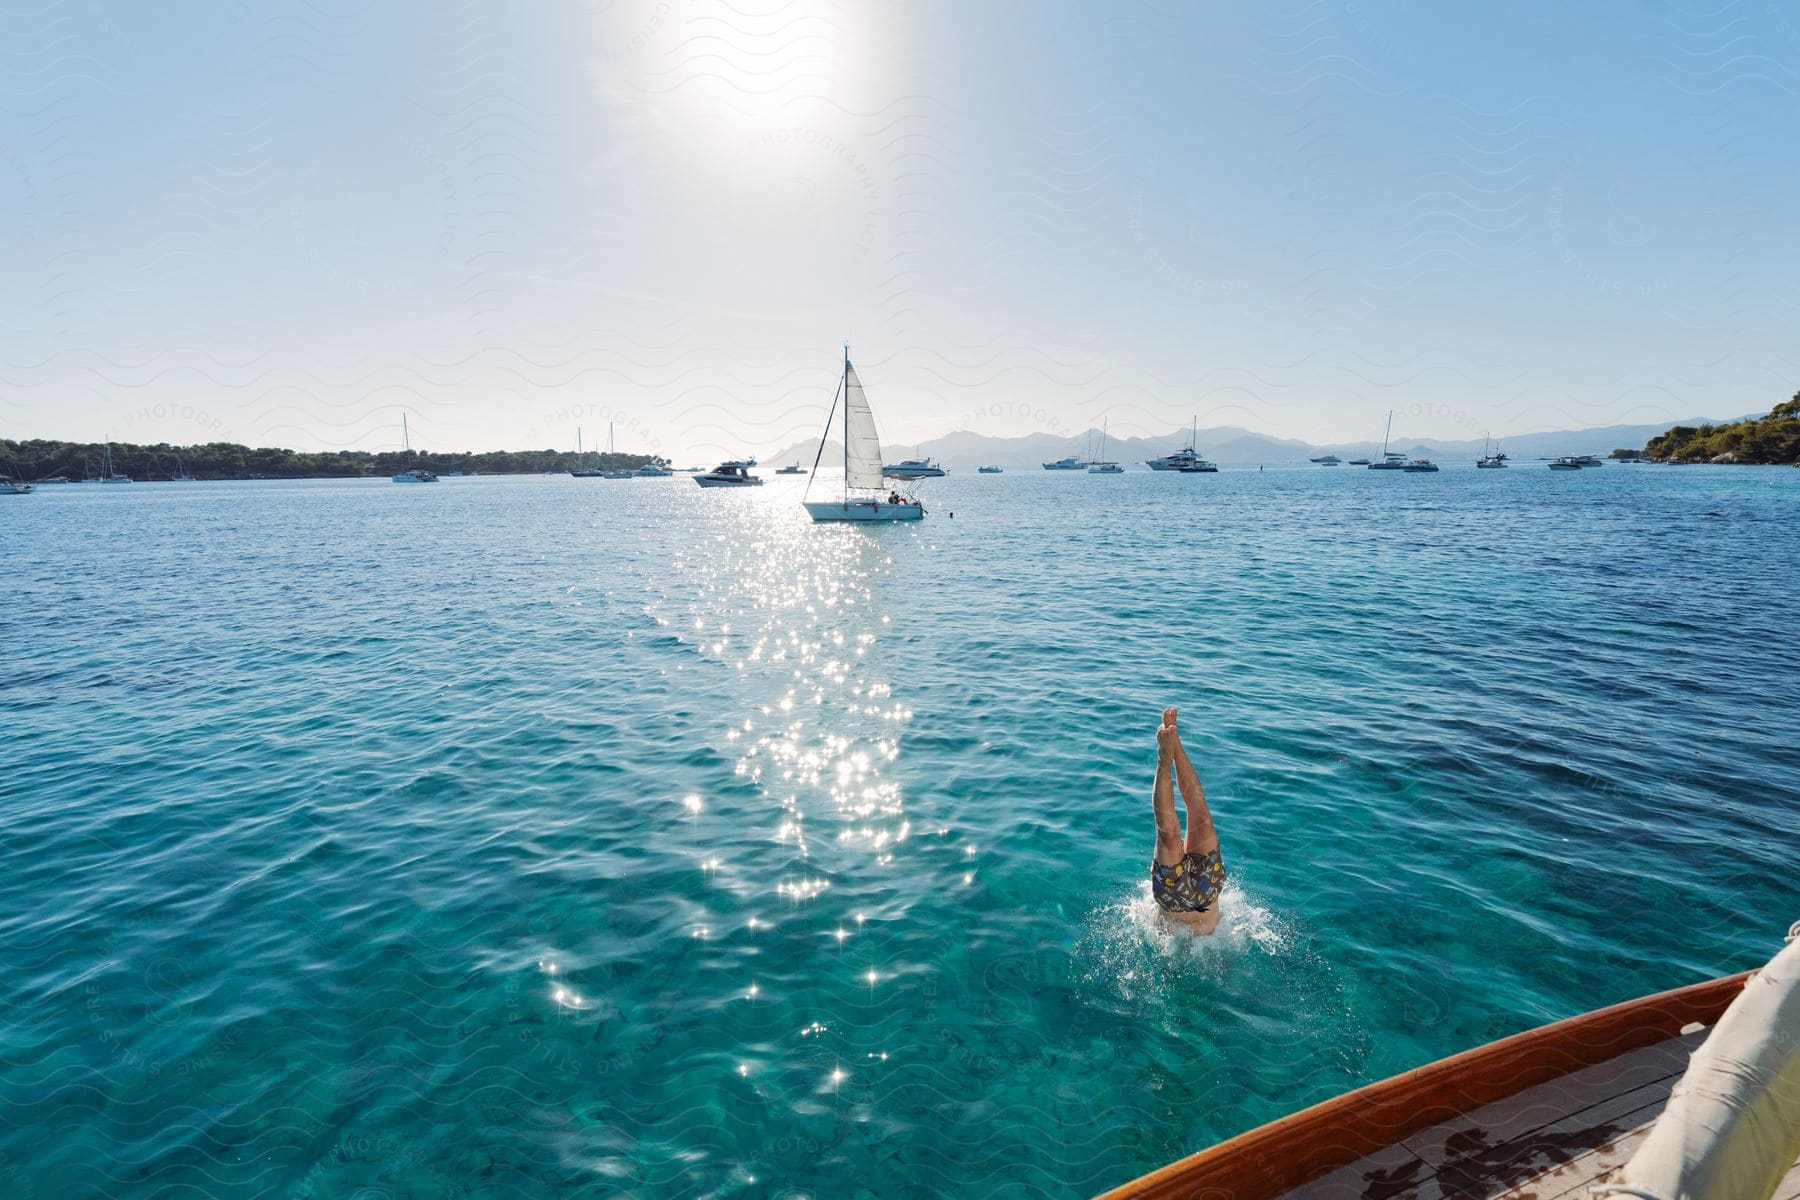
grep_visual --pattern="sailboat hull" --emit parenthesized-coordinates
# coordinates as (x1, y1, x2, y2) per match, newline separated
(804, 500, 923, 522)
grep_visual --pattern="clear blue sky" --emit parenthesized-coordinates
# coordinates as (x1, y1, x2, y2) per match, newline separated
(2, 1, 1794, 461)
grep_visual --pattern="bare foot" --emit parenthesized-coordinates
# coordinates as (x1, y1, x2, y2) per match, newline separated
(1163, 707, 1178, 734)
(1156, 718, 1177, 759)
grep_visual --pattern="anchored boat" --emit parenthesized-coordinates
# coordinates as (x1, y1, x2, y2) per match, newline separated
(1088, 420, 1123, 473)
(391, 416, 438, 482)
(885, 456, 945, 479)
(1101, 927, 1800, 1200)
(570, 426, 604, 477)
(99, 436, 132, 483)
(1368, 411, 1408, 470)
(694, 460, 762, 487)
(802, 348, 923, 522)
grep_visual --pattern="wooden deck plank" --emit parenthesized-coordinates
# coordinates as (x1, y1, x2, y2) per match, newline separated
(1279, 1140, 1445, 1200)
(1430, 1084, 1673, 1198)
(1774, 1157, 1800, 1200)
(1479, 1102, 1660, 1200)
(1398, 1027, 1701, 1171)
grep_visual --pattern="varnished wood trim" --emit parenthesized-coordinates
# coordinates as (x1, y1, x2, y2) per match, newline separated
(1097, 970, 1753, 1200)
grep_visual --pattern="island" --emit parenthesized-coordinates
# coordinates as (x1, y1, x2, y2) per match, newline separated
(0, 439, 665, 482)
(1642, 392, 1800, 464)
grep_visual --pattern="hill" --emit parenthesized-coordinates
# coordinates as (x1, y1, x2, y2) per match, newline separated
(1643, 394, 1800, 464)
(765, 416, 1743, 470)
(0, 439, 662, 481)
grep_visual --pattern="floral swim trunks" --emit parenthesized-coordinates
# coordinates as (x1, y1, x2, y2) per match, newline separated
(1151, 847, 1226, 915)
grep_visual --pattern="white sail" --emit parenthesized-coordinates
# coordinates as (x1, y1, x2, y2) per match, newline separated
(843, 362, 883, 490)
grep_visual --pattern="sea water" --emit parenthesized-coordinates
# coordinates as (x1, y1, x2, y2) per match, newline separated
(2, 465, 1796, 1198)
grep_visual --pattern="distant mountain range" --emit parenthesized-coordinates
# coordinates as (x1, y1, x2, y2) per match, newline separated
(766, 417, 1743, 470)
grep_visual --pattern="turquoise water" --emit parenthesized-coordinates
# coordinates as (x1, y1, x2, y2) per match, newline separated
(2, 465, 1796, 1199)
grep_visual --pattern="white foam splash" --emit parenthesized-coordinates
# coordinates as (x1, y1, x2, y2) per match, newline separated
(1119, 880, 1288, 957)
(1079, 880, 1294, 1004)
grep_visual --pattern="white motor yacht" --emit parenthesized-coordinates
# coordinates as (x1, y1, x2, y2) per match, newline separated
(695, 460, 763, 487)
(884, 457, 945, 479)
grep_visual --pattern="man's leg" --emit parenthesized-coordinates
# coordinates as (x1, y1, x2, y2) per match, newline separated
(1153, 723, 1185, 867)
(1164, 707, 1219, 857)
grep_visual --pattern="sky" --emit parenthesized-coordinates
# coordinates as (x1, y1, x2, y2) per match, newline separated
(2, 1, 1795, 463)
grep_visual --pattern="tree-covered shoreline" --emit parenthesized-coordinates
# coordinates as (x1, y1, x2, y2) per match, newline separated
(1644, 393, 1800, 464)
(0, 439, 664, 482)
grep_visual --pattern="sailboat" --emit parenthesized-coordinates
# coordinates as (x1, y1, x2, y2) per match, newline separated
(2, 450, 33, 493)
(391, 415, 438, 482)
(171, 450, 194, 481)
(1476, 433, 1508, 468)
(600, 423, 635, 478)
(99, 435, 132, 483)
(802, 347, 924, 522)
(1088, 419, 1123, 473)
(1366, 411, 1407, 470)
(570, 427, 604, 477)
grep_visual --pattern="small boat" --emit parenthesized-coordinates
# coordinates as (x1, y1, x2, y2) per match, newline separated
(99, 436, 131, 483)
(391, 415, 438, 482)
(635, 463, 673, 477)
(884, 456, 945, 479)
(1148, 416, 1216, 471)
(1476, 434, 1508, 468)
(1549, 456, 1582, 470)
(1178, 460, 1219, 473)
(802, 348, 923, 522)
(600, 424, 635, 477)
(1346, 458, 1371, 466)
(1042, 456, 1086, 471)
(1367, 412, 1409, 470)
(1402, 457, 1439, 473)
(1102, 930, 1800, 1200)
(33, 475, 73, 485)
(695, 460, 763, 487)
(1310, 454, 1342, 465)
(1, 479, 34, 494)
(1088, 420, 1124, 473)
(570, 426, 604, 477)
(776, 464, 807, 475)
(977, 465, 1003, 474)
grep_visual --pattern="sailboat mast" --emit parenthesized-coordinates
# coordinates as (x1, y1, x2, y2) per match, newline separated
(842, 344, 850, 496)
(1382, 410, 1392, 456)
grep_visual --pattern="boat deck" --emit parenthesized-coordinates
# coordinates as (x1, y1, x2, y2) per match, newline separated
(1280, 1024, 1800, 1200)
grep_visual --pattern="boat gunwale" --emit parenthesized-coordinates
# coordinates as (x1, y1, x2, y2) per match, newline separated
(1095, 969, 1754, 1200)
